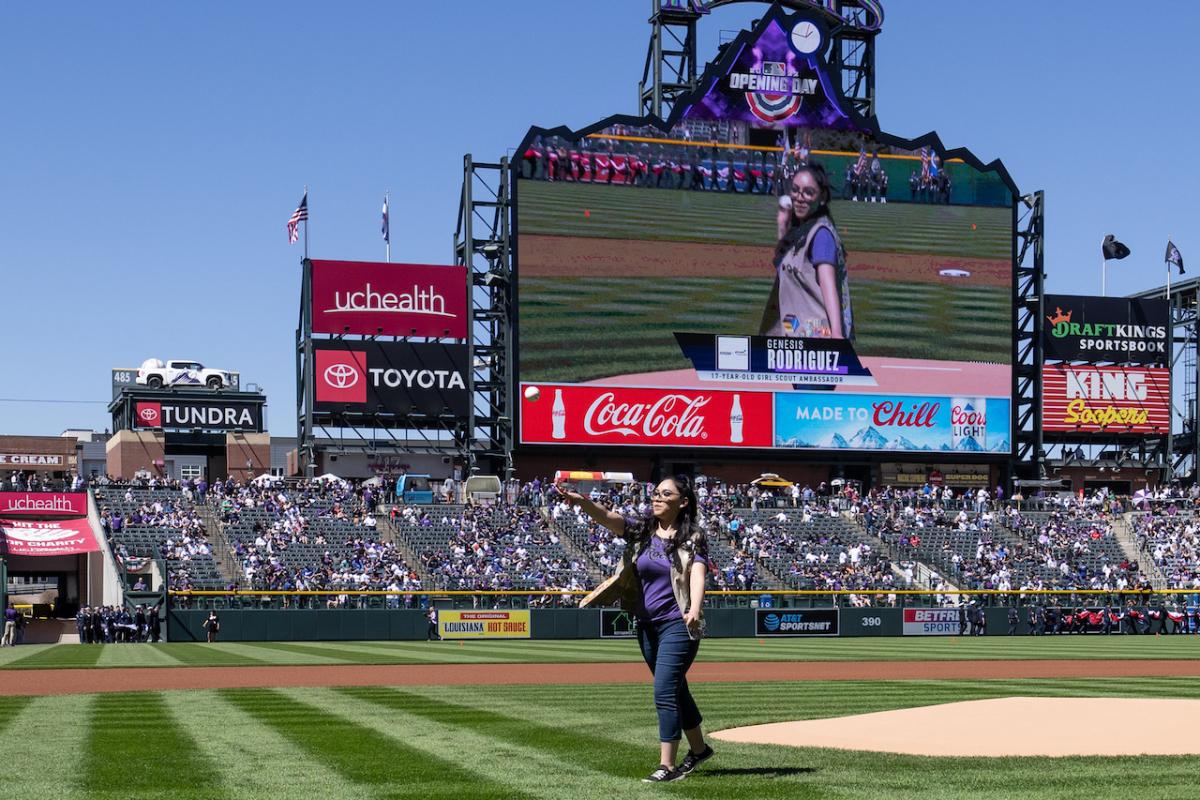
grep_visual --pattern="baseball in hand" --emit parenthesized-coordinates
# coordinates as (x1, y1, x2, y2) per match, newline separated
(778, 195, 793, 211)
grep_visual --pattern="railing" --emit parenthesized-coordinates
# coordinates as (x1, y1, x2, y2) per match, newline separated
(166, 588, 1200, 611)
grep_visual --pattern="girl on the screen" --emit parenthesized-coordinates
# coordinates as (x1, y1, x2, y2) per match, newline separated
(759, 161, 854, 340)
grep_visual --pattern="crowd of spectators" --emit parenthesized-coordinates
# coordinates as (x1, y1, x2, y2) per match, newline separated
(214, 477, 424, 608)
(97, 488, 214, 592)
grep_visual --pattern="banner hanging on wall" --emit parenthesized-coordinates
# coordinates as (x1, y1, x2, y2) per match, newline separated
(0, 518, 98, 556)
(438, 610, 531, 639)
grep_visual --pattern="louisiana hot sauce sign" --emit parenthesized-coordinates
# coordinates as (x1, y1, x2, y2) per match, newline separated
(520, 384, 772, 448)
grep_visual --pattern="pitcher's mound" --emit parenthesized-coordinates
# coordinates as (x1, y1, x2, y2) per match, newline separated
(713, 697, 1200, 757)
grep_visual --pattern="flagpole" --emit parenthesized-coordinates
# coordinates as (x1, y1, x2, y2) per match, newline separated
(303, 184, 309, 260)
(1166, 235, 1172, 301)
(385, 191, 391, 263)
(1101, 236, 1107, 296)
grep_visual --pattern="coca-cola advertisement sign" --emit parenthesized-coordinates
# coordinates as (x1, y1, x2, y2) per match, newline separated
(0, 517, 98, 556)
(0, 492, 88, 517)
(310, 260, 468, 339)
(519, 384, 773, 448)
(774, 393, 1011, 453)
(1042, 365, 1169, 434)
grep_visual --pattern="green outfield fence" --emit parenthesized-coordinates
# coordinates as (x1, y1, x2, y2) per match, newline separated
(167, 588, 1197, 611)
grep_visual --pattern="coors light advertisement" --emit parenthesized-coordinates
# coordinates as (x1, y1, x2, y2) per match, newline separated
(774, 393, 1011, 453)
(520, 384, 772, 448)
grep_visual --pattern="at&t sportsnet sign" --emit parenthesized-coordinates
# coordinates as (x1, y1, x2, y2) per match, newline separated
(1043, 295, 1168, 364)
(756, 608, 839, 636)
(903, 608, 958, 635)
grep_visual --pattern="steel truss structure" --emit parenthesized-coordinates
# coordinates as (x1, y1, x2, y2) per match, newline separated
(639, 0, 879, 119)
(1132, 278, 1200, 482)
(453, 155, 514, 478)
(1013, 191, 1045, 477)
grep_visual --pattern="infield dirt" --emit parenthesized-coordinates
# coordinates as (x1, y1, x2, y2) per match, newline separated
(7, 658, 1200, 697)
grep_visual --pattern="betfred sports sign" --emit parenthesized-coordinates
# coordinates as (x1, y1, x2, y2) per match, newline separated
(0, 492, 87, 517)
(519, 384, 772, 448)
(313, 341, 470, 417)
(310, 260, 468, 339)
(1042, 365, 1169, 433)
(903, 608, 959, 636)
(0, 518, 98, 556)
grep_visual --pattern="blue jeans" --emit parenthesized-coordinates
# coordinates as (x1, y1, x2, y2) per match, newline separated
(637, 616, 702, 742)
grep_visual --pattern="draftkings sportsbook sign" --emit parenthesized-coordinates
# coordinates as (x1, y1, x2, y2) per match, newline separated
(1043, 295, 1168, 364)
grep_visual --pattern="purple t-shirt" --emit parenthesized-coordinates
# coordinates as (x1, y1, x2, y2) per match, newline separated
(635, 534, 709, 623)
(809, 227, 837, 266)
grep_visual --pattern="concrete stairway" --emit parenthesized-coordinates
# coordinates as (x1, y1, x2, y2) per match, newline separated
(198, 501, 241, 587)
(1114, 513, 1168, 589)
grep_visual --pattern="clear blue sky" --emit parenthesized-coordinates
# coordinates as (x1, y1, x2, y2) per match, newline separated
(3, 1, 1196, 437)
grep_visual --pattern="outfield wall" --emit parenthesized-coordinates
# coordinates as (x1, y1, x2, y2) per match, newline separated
(167, 607, 1183, 642)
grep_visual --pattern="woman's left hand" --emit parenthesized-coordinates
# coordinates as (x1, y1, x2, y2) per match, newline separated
(683, 608, 702, 630)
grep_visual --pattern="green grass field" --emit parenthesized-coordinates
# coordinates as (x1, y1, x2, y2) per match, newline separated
(3, 636, 1199, 670)
(516, 181, 1012, 258)
(5, 638, 1200, 799)
(519, 275, 1010, 382)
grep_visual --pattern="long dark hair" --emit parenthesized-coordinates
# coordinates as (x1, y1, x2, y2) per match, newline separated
(632, 474, 708, 558)
(776, 161, 837, 264)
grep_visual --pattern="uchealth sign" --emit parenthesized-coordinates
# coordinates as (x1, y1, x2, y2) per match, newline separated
(903, 607, 959, 635)
(0, 492, 87, 517)
(133, 400, 263, 432)
(519, 384, 773, 448)
(310, 260, 468, 339)
(1042, 365, 1169, 434)
(0, 518, 98, 556)
(313, 341, 470, 417)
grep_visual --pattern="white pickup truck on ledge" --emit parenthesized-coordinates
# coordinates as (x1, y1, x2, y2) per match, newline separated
(136, 359, 234, 390)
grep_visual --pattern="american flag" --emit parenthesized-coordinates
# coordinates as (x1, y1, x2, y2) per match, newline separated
(287, 193, 308, 244)
(381, 196, 389, 244)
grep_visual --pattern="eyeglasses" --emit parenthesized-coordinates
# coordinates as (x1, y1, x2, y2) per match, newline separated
(651, 490, 678, 499)
(789, 185, 820, 199)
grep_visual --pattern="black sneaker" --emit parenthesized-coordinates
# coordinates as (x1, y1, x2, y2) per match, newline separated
(642, 765, 684, 783)
(678, 745, 713, 775)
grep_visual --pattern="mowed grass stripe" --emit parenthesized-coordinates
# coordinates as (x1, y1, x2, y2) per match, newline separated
(0, 695, 33, 731)
(334, 685, 696, 794)
(222, 687, 527, 799)
(3, 643, 106, 669)
(162, 690, 361, 799)
(82, 692, 227, 799)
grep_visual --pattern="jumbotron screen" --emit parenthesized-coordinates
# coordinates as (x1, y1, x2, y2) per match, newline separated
(515, 9, 1015, 453)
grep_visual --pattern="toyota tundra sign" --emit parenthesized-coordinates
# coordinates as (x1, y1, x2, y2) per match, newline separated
(313, 341, 470, 417)
(519, 383, 772, 448)
(310, 260, 468, 339)
(133, 400, 263, 431)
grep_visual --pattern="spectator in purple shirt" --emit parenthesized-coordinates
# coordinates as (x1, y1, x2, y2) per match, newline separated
(1, 603, 19, 647)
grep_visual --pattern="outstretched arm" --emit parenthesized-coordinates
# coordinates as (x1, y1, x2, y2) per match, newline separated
(559, 488, 625, 535)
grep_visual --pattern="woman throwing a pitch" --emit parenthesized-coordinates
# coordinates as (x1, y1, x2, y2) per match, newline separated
(759, 161, 854, 340)
(564, 475, 714, 783)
